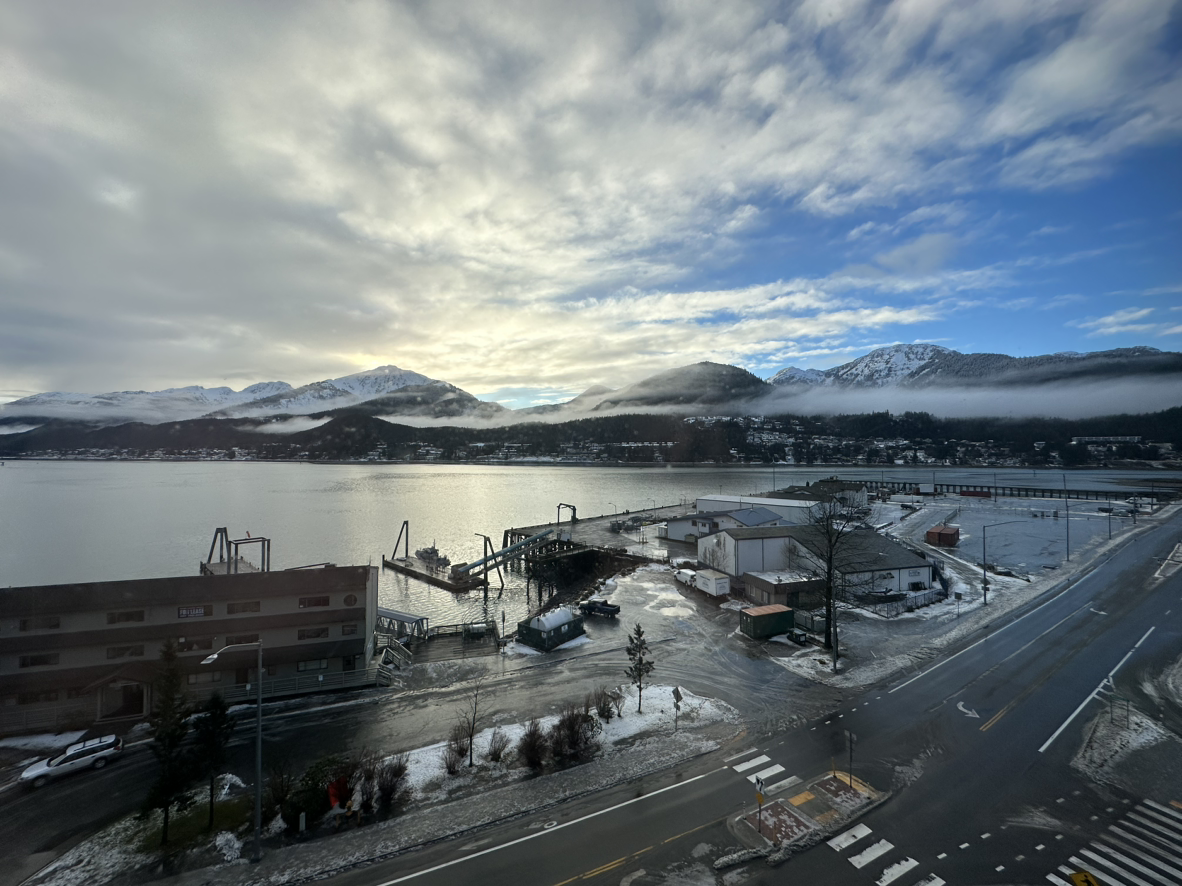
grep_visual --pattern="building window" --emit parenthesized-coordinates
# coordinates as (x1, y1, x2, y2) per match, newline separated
(178, 604, 212, 619)
(227, 601, 260, 614)
(298, 627, 330, 641)
(341, 624, 358, 636)
(297, 659, 328, 672)
(226, 633, 259, 646)
(177, 637, 214, 653)
(19, 653, 59, 668)
(298, 596, 330, 609)
(908, 570, 920, 576)
(67, 687, 90, 699)
(18, 690, 59, 705)
(19, 615, 61, 631)
(186, 672, 222, 685)
(343, 594, 358, 607)
(106, 645, 145, 660)
(107, 610, 145, 624)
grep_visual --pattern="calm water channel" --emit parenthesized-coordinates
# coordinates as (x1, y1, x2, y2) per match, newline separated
(0, 460, 1167, 627)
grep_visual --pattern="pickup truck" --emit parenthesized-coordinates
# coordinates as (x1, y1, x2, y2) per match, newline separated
(579, 599, 621, 618)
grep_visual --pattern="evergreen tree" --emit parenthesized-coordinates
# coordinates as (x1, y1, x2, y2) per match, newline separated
(625, 622, 655, 714)
(145, 639, 193, 845)
(193, 692, 236, 829)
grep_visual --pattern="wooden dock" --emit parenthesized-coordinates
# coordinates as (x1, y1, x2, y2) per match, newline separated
(381, 556, 486, 592)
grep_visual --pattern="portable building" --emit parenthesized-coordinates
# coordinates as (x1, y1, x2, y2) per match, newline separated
(693, 569, 730, 597)
(739, 604, 795, 640)
(516, 608, 585, 652)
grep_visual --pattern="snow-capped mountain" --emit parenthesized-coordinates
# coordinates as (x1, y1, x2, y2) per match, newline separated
(769, 345, 1182, 389)
(0, 365, 460, 423)
(3, 381, 294, 423)
(208, 366, 441, 418)
(767, 366, 826, 385)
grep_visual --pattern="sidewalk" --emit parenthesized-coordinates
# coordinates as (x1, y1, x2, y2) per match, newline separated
(720, 769, 886, 867)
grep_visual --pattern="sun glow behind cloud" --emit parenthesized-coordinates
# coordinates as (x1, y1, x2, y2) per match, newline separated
(0, 1, 1178, 404)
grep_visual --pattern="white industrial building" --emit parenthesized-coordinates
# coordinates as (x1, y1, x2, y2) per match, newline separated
(697, 525, 933, 596)
(694, 495, 819, 525)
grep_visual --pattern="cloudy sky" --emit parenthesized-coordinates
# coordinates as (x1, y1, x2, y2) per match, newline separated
(1, 1, 1179, 408)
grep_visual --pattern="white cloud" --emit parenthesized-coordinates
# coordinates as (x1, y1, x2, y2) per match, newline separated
(1070, 307, 1158, 337)
(0, 2, 1177, 397)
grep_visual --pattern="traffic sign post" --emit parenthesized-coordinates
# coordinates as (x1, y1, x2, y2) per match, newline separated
(755, 776, 765, 836)
(673, 686, 682, 733)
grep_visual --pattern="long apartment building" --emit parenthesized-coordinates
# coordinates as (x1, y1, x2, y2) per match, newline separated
(0, 564, 378, 734)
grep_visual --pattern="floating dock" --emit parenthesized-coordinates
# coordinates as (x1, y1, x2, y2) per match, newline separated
(381, 555, 486, 592)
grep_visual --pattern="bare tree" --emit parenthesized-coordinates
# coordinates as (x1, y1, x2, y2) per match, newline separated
(793, 498, 863, 672)
(700, 535, 727, 572)
(456, 676, 486, 768)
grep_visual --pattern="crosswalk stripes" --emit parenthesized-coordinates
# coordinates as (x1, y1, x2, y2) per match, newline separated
(827, 822, 943, 886)
(725, 747, 797, 794)
(1045, 799, 1182, 886)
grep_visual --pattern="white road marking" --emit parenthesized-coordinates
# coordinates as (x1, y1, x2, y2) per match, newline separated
(1145, 799, 1182, 823)
(936, 852, 947, 859)
(959, 842, 970, 849)
(1037, 844, 1046, 850)
(957, 701, 980, 718)
(1094, 841, 1182, 884)
(369, 767, 727, 885)
(890, 574, 1100, 693)
(1109, 826, 1182, 868)
(913, 875, 944, 886)
(748, 764, 785, 783)
(1070, 856, 1133, 886)
(1080, 847, 1157, 886)
(732, 755, 770, 773)
(1129, 811, 1182, 842)
(1137, 804, 1182, 833)
(1040, 627, 1156, 753)
(828, 823, 872, 851)
(875, 857, 917, 885)
(849, 840, 894, 869)
(724, 747, 758, 763)
(1047, 874, 1073, 886)
(766, 775, 800, 794)
(981, 832, 992, 839)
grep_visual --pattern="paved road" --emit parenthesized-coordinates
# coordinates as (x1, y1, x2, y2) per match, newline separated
(319, 508, 1182, 886)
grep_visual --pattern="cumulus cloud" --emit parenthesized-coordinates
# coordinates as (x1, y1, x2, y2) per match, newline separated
(0, 1, 1177, 402)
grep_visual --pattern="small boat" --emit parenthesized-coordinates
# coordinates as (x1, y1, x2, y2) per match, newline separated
(415, 544, 451, 569)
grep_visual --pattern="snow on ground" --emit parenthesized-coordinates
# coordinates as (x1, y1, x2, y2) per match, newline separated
(29, 686, 740, 886)
(1073, 706, 1174, 785)
(0, 731, 85, 752)
(719, 600, 746, 611)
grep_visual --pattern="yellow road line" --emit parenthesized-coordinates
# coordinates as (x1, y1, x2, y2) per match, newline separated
(981, 699, 1017, 732)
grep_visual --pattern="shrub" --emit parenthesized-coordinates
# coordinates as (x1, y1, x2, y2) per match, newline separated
(442, 743, 463, 775)
(288, 754, 348, 829)
(264, 757, 298, 827)
(448, 722, 471, 759)
(486, 728, 511, 763)
(376, 754, 410, 814)
(549, 705, 602, 763)
(589, 686, 614, 721)
(517, 718, 549, 771)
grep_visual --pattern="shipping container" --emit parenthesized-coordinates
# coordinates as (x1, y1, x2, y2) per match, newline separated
(739, 604, 795, 640)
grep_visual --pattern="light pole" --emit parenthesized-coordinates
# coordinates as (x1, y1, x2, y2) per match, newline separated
(981, 521, 1022, 604)
(608, 502, 616, 516)
(201, 641, 263, 863)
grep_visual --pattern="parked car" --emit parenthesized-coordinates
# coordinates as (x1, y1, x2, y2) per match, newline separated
(19, 734, 123, 788)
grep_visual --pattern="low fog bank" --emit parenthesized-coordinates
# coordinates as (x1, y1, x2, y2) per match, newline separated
(242, 417, 333, 435)
(759, 376, 1182, 419)
(374, 376, 1182, 430)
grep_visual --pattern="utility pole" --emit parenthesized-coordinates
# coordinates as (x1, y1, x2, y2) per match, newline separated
(1063, 475, 1070, 561)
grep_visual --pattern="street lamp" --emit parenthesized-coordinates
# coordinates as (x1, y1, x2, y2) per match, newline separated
(981, 521, 1022, 605)
(608, 502, 616, 516)
(202, 641, 264, 863)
